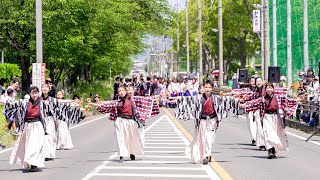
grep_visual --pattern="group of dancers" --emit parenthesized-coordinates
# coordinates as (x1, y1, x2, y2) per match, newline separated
(4, 74, 300, 173)
(92, 75, 298, 165)
(4, 83, 82, 172)
(224, 77, 297, 159)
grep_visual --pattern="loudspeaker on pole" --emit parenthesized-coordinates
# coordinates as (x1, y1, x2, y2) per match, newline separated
(238, 69, 248, 83)
(268, 66, 280, 83)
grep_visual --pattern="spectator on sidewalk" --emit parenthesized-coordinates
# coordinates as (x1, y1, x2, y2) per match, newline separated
(279, 73, 287, 87)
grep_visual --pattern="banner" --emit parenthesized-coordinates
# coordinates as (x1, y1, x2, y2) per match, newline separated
(32, 63, 46, 92)
(253, 10, 261, 32)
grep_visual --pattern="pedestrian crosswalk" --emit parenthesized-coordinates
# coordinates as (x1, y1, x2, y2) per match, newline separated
(82, 115, 220, 180)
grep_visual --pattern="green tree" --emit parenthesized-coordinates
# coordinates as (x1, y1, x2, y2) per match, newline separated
(0, 0, 172, 93)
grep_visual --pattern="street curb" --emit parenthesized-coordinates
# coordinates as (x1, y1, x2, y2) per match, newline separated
(286, 118, 320, 135)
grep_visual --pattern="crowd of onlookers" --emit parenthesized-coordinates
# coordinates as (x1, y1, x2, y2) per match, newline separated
(295, 69, 319, 127)
(112, 75, 201, 109)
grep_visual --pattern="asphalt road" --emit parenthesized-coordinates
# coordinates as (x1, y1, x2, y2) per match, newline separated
(0, 109, 319, 180)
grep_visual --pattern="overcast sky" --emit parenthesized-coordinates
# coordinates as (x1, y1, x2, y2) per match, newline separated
(168, 0, 185, 11)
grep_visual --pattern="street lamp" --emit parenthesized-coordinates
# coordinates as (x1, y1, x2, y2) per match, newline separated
(253, 4, 263, 8)
(211, 28, 219, 33)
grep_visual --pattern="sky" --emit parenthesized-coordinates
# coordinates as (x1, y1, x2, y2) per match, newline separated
(168, 0, 186, 11)
(132, 0, 184, 63)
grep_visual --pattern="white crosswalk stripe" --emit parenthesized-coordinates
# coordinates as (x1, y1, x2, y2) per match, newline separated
(82, 115, 221, 180)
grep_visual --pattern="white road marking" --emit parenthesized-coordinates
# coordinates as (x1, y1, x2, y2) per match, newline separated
(96, 166, 203, 170)
(145, 140, 183, 142)
(144, 150, 185, 153)
(144, 147, 185, 149)
(0, 115, 108, 154)
(89, 173, 209, 178)
(82, 115, 220, 180)
(136, 155, 189, 158)
(144, 143, 185, 145)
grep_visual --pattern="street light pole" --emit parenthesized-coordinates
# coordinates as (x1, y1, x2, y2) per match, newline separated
(36, 0, 43, 63)
(109, 62, 112, 85)
(186, 0, 190, 75)
(272, 0, 277, 66)
(218, 0, 223, 87)
(198, 0, 203, 83)
(261, 0, 265, 79)
(263, 0, 270, 80)
(1, 51, 4, 64)
(303, 0, 309, 71)
(287, 0, 292, 86)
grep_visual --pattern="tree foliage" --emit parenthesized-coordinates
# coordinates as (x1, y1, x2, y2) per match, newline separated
(173, 0, 260, 77)
(0, 0, 172, 93)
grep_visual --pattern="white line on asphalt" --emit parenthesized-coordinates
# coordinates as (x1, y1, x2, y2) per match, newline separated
(144, 143, 185, 145)
(145, 137, 182, 139)
(96, 166, 204, 170)
(144, 146, 185, 149)
(202, 164, 221, 180)
(145, 140, 183, 142)
(145, 132, 179, 134)
(286, 132, 320, 146)
(0, 115, 108, 155)
(147, 131, 176, 132)
(165, 116, 220, 180)
(137, 155, 188, 158)
(89, 173, 209, 178)
(144, 115, 168, 131)
(70, 115, 108, 130)
(144, 150, 185, 153)
(82, 115, 169, 180)
(82, 115, 220, 180)
(238, 115, 320, 146)
(120, 160, 191, 164)
(81, 153, 118, 180)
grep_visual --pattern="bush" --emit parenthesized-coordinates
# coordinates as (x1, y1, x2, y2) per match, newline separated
(72, 80, 114, 102)
(0, 64, 22, 85)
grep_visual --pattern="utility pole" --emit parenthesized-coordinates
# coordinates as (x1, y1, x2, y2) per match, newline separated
(287, 0, 292, 86)
(186, 0, 190, 75)
(170, 50, 174, 77)
(36, 0, 43, 63)
(109, 62, 112, 85)
(176, 2, 180, 75)
(263, 0, 270, 80)
(261, 0, 265, 79)
(218, 0, 223, 87)
(272, 0, 277, 66)
(1, 51, 4, 63)
(198, 0, 203, 83)
(303, 0, 309, 71)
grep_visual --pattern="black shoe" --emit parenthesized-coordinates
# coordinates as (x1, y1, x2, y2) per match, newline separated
(271, 147, 276, 158)
(45, 158, 54, 161)
(0, 143, 6, 149)
(130, 154, 135, 160)
(267, 149, 273, 159)
(259, 146, 266, 151)
(202, 158, 209, 165)
(119, 157, 124, 163)
(29, 165, 40, 172)
(252, 140, 256, 146)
